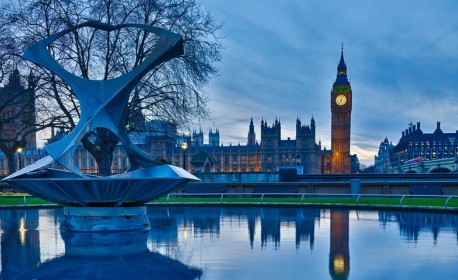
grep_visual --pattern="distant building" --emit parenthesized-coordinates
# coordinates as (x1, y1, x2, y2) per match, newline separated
(247, 118, 256, 146)
(260, 117, 321, 173)
(350, 154, 360, 174)
(0, 69, 37, 149)
(190, 152, 216, 172)
(208, 128, 220, 146)
(321, 148, 332, 174)
(192, 128, 204, 146)
(391, 122, 458, 167)
(0, 149, 46, 176)
(374, 138, 394, 173)
(139, 116, 323, 173)
(193, 141, 262, 172)
(375, 122, 458, 172)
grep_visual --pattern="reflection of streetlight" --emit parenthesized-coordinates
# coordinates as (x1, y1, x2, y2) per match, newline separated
(17, 146, 24, 170)
(180, 142, 188, 170)
(19, 216, 27, 246)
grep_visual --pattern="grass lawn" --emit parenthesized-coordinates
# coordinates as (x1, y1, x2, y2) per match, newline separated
(151, 195, 458, 209)
(1, 194, 458, 210)
(0, 195, 52, 206)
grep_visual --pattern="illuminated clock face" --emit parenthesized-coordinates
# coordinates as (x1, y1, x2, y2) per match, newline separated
(335, 94, 347, 106)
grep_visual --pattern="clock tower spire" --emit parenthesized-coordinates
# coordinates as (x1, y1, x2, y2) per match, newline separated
(330, 44, 352, 174)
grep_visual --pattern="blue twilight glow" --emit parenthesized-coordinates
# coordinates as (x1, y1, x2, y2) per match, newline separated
(200, 0, 458, 165)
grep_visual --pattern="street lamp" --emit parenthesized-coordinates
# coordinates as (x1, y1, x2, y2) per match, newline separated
(16, 146, 24, 170)
(295, 154, 302, 175)
(295, 154, 302, 166)
(180, 142, 188, 170)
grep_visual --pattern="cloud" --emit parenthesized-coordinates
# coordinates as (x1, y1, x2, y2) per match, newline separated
(200, 0, 458, 166)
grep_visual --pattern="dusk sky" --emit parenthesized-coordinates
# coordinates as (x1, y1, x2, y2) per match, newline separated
(198, 0, 458, 166)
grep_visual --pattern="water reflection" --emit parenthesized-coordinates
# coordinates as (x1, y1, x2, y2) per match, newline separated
(0, 209, 40, 279)
(1, 206, 458, 279)
(329, 210, 350, 280)
(378, 211, 458, 243)
(147, 206, 320, 250)
(17, 231, 201, 280)
(0, 208, 201, 280)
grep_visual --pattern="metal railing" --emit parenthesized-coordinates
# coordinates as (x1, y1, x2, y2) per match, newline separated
(1, 192, 458, 209)
(165, 192, 458, 209)
(0, 194, 33, 206)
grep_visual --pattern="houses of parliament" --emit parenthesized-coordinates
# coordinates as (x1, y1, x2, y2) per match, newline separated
(0, 49, 359, 175)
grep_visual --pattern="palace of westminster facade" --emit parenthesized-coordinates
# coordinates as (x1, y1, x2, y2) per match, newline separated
(1, 49, 359, 175)
(139, 49, 357, 174)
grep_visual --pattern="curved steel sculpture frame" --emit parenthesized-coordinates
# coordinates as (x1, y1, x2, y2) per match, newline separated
(3, 21, 198, 207)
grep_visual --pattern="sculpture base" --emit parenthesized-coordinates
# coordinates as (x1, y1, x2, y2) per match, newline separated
(61, 230, 148, 256)
(61, 206, 150, 232)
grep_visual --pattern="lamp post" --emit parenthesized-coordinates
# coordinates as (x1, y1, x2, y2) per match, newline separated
(296, 154, 301, 166)
(296, 154, 302, 175)
(17, 146, 24, 170)
(180, 142, 188, 170)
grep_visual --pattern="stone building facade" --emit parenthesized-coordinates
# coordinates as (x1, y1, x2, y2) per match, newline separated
(373, 121, 458, 172)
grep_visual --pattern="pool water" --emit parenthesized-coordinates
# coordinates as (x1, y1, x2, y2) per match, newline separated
(1, 205, 457, 279)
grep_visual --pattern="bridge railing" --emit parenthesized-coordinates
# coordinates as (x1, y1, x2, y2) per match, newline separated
(164, 192, 458, 209)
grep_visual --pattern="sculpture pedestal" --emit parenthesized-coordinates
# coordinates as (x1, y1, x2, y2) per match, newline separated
(61, 230, 148, 256)
(61, 206, 150, 232)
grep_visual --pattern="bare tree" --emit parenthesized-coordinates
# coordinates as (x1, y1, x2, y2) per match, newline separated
(1, 0, 222, 175)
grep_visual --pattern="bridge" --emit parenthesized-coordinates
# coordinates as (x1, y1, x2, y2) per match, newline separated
(391, 158, 458, 174)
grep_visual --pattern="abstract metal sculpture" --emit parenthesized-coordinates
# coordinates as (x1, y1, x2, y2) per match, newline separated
(2, 22, 199, 231)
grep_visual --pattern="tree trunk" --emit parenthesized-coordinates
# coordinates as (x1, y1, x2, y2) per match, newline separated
(81, 127, 119, 176)
(97, 135, 115, 176)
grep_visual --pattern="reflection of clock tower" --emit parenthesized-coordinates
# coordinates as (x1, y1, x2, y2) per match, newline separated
(329, 210, 350, 280)
(331, 45, 352, 174)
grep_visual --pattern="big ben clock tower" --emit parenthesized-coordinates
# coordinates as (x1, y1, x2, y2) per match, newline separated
(331, 45, 352, 174)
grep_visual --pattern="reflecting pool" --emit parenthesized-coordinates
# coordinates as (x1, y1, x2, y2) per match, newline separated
(1, 206, 458, 279)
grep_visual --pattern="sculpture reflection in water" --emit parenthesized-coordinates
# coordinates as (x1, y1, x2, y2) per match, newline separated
(2, 21, 199, 232)
(19, 232, 202, 280)
(0, 209, 201, 279)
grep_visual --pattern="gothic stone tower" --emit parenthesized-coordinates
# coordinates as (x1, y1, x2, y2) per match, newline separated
(260, 118, 281, 172)
(296, 117, 320, 173)
(208, 128, 220, 146)
(0, 69, 37, 149)
(192, 128, 204, 146)
(330, 46, 352, 174)
(247, 118, 256, 146)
